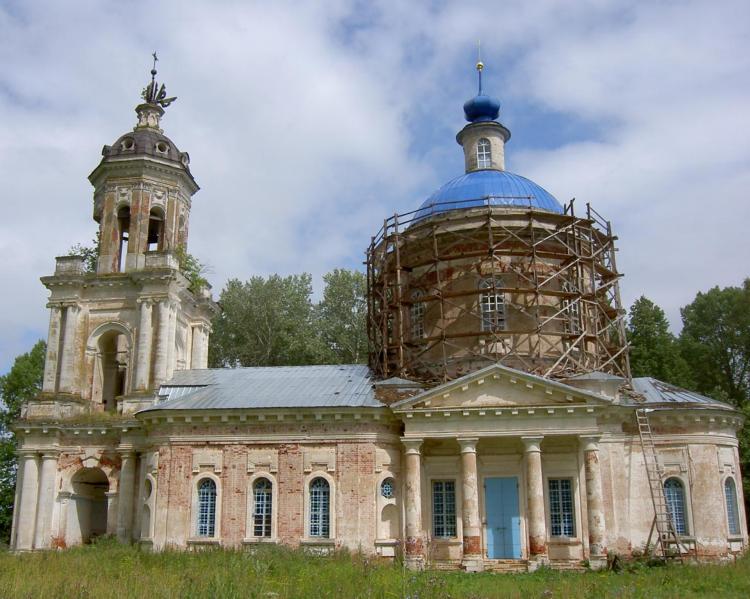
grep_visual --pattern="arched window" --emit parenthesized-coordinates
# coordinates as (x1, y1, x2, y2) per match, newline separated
(725, 477, 741, 535)
(117, 206, 131, 272)
(479, 277, 506, 332)
(197, 478, 217, 537)
(309, 477, 330, 538)
(664, 478, 688, 535)
(147, 207, 165, 252)
(410, 290, 425, 340)
(477, 138, 492, 169)
(253, 478, 273, 538)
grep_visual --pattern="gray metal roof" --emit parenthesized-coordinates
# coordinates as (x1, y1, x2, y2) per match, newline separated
(630, 377, 735, 411)
(141, 364, 384, 412)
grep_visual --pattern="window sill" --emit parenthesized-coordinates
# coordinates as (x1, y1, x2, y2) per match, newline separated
(243, 537, 279, 545)
(432, 538, 462, 546)
(728, 535, 745, 542)
(375, 538, 400, 546)
(548, 537, 580, 546)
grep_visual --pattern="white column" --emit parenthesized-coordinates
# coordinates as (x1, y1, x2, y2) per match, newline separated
(458, 438, 482, 570)
(522, 436, 547, 566)
(33, 452, 59, 549)
(117, 452, 137, 542)
(165, 305, 177, 380)
(581, 436, 607, 568)
(42, 306, 62, 393)
(57, 305, 80, 393)
(403, 438, 424, 570)
(191, 324, 207, 369)
(15, 451, 40, 550)
(153, 300, 170, 387)
(134, 300, 153, 391)
(200, 326, 210, 369)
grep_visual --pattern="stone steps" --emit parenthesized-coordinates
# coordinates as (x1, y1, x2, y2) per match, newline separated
(483, 559, 529, 573)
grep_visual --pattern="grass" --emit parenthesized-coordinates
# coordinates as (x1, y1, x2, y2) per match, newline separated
(1, 539, 749, 599)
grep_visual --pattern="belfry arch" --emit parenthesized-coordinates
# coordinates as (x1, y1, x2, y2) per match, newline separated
(87, 323, 132, 412)
(69, 468, 110, 545)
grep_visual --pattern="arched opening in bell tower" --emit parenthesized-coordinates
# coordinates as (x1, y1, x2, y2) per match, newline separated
(117, 205, 131, 272)
(147, 207, 165, 252)
(90, 327, 131, 412)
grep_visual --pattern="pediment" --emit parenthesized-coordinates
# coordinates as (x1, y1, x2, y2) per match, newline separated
(391, 364, 611, 412)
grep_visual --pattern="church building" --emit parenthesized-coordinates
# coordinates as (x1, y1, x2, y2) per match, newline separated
(9, 60, 747, 571)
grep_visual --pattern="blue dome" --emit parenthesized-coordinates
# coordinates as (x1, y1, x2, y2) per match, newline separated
(414, 170, 563, 220)
(463, 94, 501, 122)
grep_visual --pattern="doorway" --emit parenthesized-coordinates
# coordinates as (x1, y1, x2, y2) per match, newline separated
(484, 477, 522, 559)
(70, 468, 110, 544)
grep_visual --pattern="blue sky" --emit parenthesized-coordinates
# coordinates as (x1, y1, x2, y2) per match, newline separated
(1, 0, 749, 374)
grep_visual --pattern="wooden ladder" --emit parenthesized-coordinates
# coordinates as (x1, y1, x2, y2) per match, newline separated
(635, 408, 685, 560)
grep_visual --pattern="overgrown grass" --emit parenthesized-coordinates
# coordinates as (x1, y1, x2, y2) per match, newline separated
(1, 539, 749, 599)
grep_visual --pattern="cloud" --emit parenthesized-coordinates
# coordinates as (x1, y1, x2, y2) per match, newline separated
(0, 0, 748, 372)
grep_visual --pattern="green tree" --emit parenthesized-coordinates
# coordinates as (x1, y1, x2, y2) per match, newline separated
(209, 274, 322, 367)
(0, 340, 46, 544)
(627, 296, 692, 387)
(679, 279, 750, 406)
(67, 232, 100, 273)
(316, 269, 368, 364)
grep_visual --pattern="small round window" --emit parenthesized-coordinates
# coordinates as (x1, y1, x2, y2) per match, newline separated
(121, 137, 134, 150)
(156, 141, 169, 153)
(380, 477, 395, 499)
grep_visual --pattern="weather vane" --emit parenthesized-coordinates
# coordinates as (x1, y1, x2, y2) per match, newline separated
(141, 51, 177, 108)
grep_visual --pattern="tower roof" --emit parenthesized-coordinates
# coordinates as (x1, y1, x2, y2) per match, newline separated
(463, 59, 501, 123)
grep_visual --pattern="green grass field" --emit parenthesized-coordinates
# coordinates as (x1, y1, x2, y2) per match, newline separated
(1, 540, 749, 599)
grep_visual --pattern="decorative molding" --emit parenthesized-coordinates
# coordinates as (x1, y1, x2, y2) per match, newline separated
(192, 448, 222, 473)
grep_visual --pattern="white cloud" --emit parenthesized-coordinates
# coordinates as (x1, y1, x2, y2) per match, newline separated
(0, 0, 748, 371)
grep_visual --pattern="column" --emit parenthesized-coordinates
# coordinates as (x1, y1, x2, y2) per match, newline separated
(191, 324, 207, 369)
(165, 305, 177, 380)
(58, 304, 80, 393)
(117, 451, 137, 542)
(134, 300, 153, 391)
(581, 436, 607, 568)
(458, 437, 483, 571)
(42, 306, 62, 393)
(522, 436, 547, 566)
(14, 451, 40, 550)
(33, 452, 59, 549)
(153, 300, 170, 387)
(403, 438, 424, 570)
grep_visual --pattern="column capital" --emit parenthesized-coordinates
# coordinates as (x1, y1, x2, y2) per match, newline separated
(521, 436, 544, 453)
(40, 451, 60, 460)
(457, 437, 479, 453)
(401, 438, 423, 455)
(579, 435, 601, 452)
(118, 449, 138, 459)
(16, 449, 39, 459)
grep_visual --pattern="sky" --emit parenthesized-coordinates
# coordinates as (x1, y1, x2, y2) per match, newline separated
(0, 0, 748, 374)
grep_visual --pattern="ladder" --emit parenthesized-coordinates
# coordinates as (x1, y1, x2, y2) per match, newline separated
(635, 408, 684, 559)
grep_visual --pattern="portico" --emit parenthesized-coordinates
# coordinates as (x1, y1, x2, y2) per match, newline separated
(393, 363, 611, 571)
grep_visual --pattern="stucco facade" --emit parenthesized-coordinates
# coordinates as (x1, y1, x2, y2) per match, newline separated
(10, 64, 748, 571)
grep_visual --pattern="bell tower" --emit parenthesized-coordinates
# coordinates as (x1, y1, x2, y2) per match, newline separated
(30, 59, 217, 418)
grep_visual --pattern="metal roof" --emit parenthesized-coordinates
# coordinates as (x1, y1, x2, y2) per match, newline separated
(629, 377, 735, 410)
(414, 170, 563, 220)
(142, 364, 384, 412)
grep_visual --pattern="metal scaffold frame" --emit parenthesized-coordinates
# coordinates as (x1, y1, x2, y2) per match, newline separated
(366, 197, 631, 384)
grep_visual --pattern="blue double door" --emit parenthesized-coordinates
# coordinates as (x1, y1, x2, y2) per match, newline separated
(484, 477, 522, 559)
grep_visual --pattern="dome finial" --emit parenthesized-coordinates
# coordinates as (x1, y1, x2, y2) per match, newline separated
(476, 40, 484, 95)
(140, 52, 176, 109)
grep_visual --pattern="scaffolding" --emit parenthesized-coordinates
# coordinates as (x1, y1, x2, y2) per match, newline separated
(366, 197, 630, 384)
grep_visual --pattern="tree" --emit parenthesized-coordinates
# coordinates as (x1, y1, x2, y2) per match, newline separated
(316, 269, 368, 364)
(0, 340, 45, 544)
(679, 279, 750, 406)
(627, 296, 692, 388)
(209, 274, 322, 367)
(67, 233, 100, 273)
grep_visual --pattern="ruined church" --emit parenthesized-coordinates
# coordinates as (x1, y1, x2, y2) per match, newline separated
(9, 60, 747, 571)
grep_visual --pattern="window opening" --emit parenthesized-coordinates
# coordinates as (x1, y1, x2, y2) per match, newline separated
(480, 277, 506, 332)
(253, 478, 273, 537)
(381, 478, 395, 499)
(724, 477, 740, 535)
(549, 478, 575, 536)
(410, 290, 425, 340)
(117, 206, 131, 272)
(432, 480, 457, 538)
(197, 478, 217, 537)
(562, 280, 582, 335)
(477, 138, 492, 169)
(309, 477, 330, 538)
(664, 478, 688, 535)
(147, 208, 165, 252)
